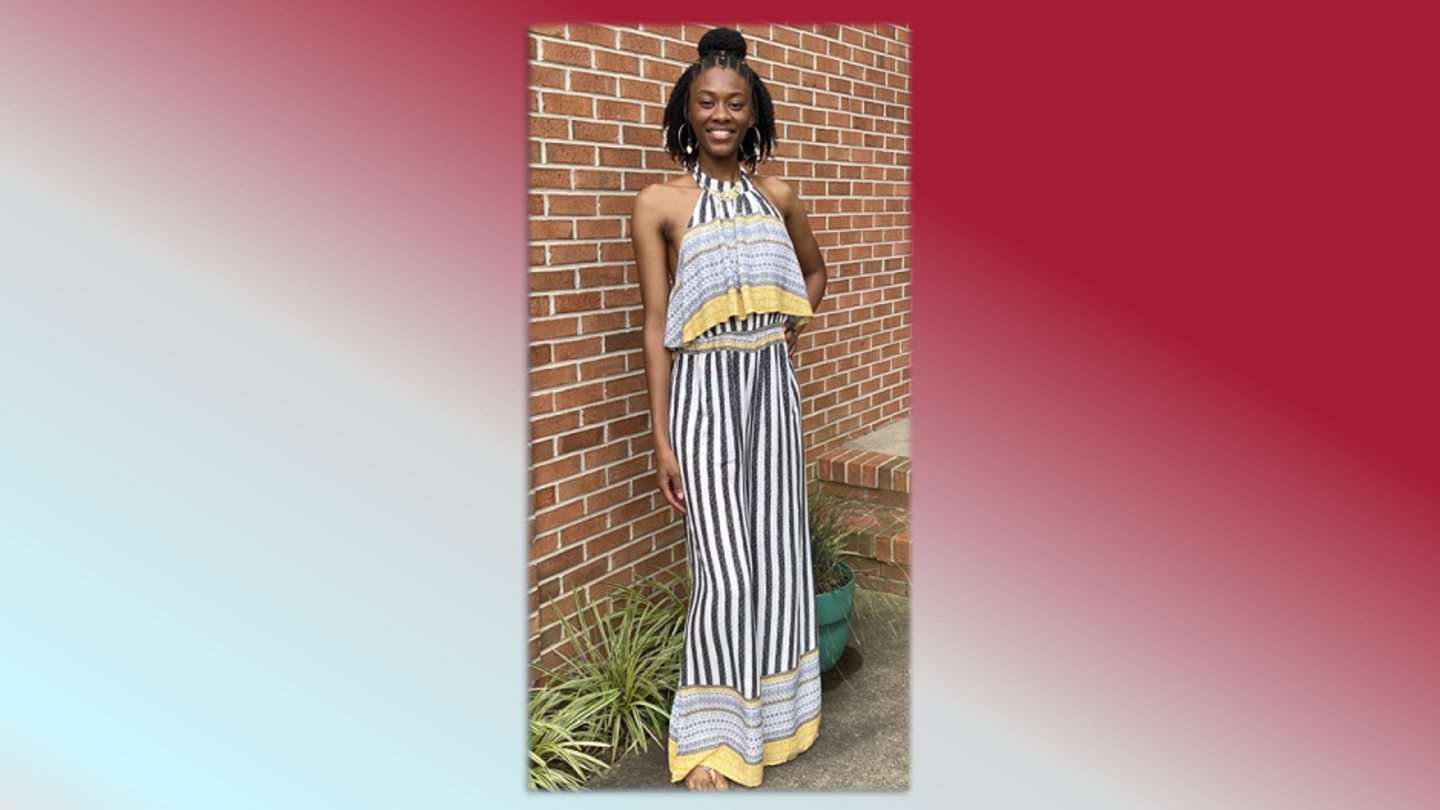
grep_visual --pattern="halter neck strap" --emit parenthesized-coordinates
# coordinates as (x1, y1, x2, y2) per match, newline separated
(692, 164, 750, 201)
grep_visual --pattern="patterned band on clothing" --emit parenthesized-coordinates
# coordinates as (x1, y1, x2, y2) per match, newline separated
(664, 167, 813, 349)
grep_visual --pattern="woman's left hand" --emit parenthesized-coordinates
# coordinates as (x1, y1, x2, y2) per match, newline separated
(783, 322, 799, 357)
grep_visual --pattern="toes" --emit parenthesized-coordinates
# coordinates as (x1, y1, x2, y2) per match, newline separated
(684, 763, 733, 791)
(684, 766, 711, 791)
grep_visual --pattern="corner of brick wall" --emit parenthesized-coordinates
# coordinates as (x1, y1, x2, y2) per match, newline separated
(529, 23, 910, 669)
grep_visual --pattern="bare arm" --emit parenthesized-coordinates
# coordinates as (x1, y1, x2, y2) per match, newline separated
(631, 186, 686, 513)
(761, 177, 828, 350)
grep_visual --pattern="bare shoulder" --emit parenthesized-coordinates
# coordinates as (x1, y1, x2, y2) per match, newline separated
(753, 174, 800, 211)
(634, 176, 699, 221)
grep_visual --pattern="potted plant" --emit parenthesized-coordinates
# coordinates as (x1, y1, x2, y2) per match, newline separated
(809, 492, 859, 672)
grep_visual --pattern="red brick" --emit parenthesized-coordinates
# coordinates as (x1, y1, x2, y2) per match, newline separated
(558, 426, 604, 455)
(539, 92, 593, 118)
(605, 496, 653, 527)
(530, 219, 572, 241)
(603, 331, 641, 352)
(547, 194, 597, 216)
(551, 336, 602, 362)
(552, 291, 603, 314)
(622, 124, 663, 148)
(594, 50, 639, 74)
(530, 168, 571, 190)
(533, 499, 585, 534)
(599, 147, 643, 168)
(534, 544, 583, 581)
(619, 30, 664, 56)
(578, 354, 627, 380)
(618, 77, 661, 103)
(559, 511, 608, 546)
(606, 414, 648, 441)
(608, 455, 650, 486)
(576, 219, 622, 240)
(548, 243, 599, 265)
(580, 398, 627, 425)
(546, 143, 595, 165)
(597, 99, 642, 123)
(529, 363, 577, 391)
(585, 481, 630, 514)
(600, 242, 633, 262)
(624, 170, 668, 190)
(573, 169, 621, 190)
(568, 25, 617, 48)
(580, 311, 627, 333)
(531, 411, 580, 440)
(540, 40, 591, 68)
(529, 270, 575, 292)
(581, 441, 627, 470)
(553, 382, 605, 410)
(530, 64, 565, 89)
(585, 524, 631, 557)
(570, 70, 617, 95)
(599, 195, 637, 216)
(571, 122, 618, 145)
(530, 436, 555, 466)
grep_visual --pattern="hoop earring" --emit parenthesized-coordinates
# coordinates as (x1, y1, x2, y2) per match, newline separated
(744, 127, 761, 162)
(681, 121, 696, 156)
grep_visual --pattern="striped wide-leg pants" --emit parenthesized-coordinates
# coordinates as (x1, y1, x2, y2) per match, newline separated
(666, 313, 820, 787)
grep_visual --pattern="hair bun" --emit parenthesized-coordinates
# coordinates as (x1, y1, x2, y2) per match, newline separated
(697, 28, 746, 60)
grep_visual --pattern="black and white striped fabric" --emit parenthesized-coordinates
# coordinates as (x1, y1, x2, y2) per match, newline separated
(666, 311, 821, 786)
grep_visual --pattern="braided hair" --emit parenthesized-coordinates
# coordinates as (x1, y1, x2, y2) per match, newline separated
(662, 28, 777, 172)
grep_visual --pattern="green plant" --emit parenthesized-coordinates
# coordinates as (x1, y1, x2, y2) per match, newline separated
(809, 492, 860, 593)
(528, 684, 611, 790)
(537, 577, 688, 767)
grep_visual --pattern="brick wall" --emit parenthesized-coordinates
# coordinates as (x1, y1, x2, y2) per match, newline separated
(529, 23, 910, 673)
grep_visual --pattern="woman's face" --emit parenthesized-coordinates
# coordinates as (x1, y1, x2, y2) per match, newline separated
(687, 67, 754, 160)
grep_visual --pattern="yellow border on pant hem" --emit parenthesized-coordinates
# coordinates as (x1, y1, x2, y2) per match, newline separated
(668, 714, 821, 787)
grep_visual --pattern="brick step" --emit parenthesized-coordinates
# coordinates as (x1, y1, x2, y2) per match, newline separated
(835, 499, 910, 596)
(813, 445, 911, 596)
(814, 448, 911, 500)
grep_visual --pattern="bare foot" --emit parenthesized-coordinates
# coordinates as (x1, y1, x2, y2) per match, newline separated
(684, 765, 713, 791)
(683, 765, 729, 791)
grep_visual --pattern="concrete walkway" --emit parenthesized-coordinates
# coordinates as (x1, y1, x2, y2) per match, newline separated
(843, 416, 910, 457)
(586, 586, 910, 791)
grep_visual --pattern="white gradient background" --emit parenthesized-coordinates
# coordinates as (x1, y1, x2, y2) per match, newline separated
(3, 2, 1437, 809)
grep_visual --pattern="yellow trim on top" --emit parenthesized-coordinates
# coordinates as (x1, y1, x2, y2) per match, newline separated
(681, 288, 814, 347)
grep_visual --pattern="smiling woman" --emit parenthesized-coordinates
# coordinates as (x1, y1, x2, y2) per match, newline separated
(630, 27, 828, 791)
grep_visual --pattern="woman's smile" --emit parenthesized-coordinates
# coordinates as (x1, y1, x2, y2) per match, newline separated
(689, 66, 752, 160)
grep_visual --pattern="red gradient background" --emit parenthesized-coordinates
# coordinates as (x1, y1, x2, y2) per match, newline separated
(919, 3, 1439, 806)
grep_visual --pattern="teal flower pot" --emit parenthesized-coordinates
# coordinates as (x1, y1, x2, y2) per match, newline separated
(814, 562, 856, 673)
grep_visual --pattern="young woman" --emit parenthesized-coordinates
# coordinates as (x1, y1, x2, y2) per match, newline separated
(630, 28, 827, 790)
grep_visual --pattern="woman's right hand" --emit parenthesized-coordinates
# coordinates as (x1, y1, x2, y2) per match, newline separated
(655, 450, 686, 514)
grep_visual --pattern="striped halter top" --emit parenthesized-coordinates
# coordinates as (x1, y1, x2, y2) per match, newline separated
(663, 165, 814, 349)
